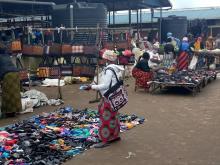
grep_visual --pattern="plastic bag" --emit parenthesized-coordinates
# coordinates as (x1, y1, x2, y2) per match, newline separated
(188, 55, 198, 70)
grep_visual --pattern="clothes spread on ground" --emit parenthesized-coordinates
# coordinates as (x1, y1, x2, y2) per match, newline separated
(0, 107, 145, 164)
(42, 78, 65, 87)
(21, 89, 64, 108)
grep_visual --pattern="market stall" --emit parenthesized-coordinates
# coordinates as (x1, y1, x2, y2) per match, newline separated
(0, 106, 145, 164)
(15, 27, 135, 100)
(150, 69, 217, 95)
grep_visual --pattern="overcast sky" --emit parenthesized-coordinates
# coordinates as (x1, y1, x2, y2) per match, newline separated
(170, 0, 220, 9)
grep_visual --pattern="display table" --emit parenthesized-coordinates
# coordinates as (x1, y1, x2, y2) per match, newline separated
(150, 70, 217, 96)
(150, 81, 202, 96)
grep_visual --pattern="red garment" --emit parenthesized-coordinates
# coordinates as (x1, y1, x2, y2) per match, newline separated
(177, 51, 189, 71)
(98, 99, 120, 143)
(132, 68, 153, 89)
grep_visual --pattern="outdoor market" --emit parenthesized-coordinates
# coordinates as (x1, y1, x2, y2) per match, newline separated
(0, 0, 220, 165)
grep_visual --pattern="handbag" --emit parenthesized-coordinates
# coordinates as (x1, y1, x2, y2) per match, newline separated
(19, 69, 29, 81)
(37, 67, 50, 78)
(72, 45, 84, 54)
(103, 68, 128, 112)
(49, 66, 61, 78)
(32, 45, 44, 56)
(189, 55, 198, 70)
(37, 56, 50, 78)
(11, 40, 22, 52)
(72, 64, 82, 77)
(22, 45, 33, 55)
(62, 44, 72, 55)
(16, 57, 28, 80)
(60, 65, 72, 76)
(80, 65, 96, 77)
(49, 43, 62, 56)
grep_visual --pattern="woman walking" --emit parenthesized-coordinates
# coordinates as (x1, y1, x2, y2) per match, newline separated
(82, 52, 125, 148)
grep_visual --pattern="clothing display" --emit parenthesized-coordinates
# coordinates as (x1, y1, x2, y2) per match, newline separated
(154, 69, 216, 85)
(0, 107, 144, 164)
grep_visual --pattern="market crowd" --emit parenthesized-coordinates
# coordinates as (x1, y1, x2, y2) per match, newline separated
(131, 32, 220, 90)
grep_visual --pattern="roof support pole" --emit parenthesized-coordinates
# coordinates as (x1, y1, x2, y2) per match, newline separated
(108, 11, 111, 26)
(129, 9, 131, 29)
(137, 9, 139, 40)
(113, 0, 115, 27)
(140, 9, 142, 32)
(159, 7, 162, 42)
(70, 4, 74, 41)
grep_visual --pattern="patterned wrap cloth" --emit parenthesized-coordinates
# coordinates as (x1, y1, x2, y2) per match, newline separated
(1, 72, 22, 115)
(98, 98, 120, 143)
(132, 68, 153, 89)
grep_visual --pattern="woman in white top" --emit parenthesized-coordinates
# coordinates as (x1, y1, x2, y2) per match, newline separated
(83, 52, 124, 148)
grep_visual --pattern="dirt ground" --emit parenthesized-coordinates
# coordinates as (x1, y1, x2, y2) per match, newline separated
(1, 76, 220, 165)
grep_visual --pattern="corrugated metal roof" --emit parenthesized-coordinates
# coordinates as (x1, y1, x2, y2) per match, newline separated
(43, 0, 172, 11)
(0, 0, 172, 18)
(109, 7, 220, 24)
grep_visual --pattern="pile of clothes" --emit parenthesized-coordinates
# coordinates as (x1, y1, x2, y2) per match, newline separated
(21, 89, 64, 114)
(154, 69, 217, 85)
(0, 107, 144, 165)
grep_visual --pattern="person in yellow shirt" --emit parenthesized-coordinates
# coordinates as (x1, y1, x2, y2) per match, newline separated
(190, 37, 205, 69)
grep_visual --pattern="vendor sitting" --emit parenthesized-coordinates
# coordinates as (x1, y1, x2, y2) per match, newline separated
(132, 52, 153, 91)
